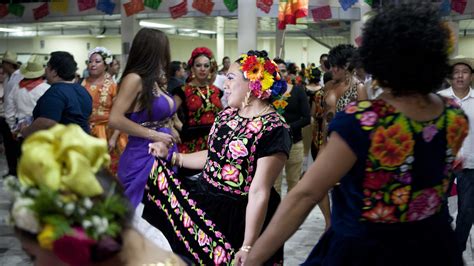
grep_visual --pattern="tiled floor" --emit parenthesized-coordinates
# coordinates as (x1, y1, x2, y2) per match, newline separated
(0, 153, 473, 265)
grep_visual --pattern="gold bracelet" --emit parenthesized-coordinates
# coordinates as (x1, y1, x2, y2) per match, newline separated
(147, 129, 155, 141)
(177, 153, 183, 168)
(239, 245, 252, 253)
(171, 152, 177, 166)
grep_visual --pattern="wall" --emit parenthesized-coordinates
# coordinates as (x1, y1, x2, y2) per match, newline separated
(458, 37, 474, 57)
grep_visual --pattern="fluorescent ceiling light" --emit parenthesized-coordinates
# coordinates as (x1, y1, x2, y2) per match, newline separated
(96, 35, 105, 38)
(180, 28, 195, 32)
(0, 27, 21, 33)
(139, 21, 174, 29)
(197, 30, 216, 34)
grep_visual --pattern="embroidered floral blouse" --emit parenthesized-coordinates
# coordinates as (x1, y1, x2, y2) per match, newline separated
(328, 99, 468, 235)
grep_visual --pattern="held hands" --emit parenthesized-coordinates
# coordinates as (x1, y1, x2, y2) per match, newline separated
(234, 250, 249, 266)
(148, 142, 169, 158)
(148, 129, 175, 147)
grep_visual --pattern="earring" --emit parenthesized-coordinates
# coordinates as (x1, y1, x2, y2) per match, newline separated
(241, 91, 252, 109)
(208, 73, 212, 80)
(191, 73, 196, 79)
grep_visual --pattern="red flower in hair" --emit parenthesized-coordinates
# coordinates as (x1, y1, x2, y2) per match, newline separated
(241, 55, 258, 73)
(264, 60, 278, 75)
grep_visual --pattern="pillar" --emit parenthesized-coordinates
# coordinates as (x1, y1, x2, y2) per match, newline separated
(238, 0, 257, 54)
(276, 26, 285, 59)
(120, 0, 140, 65)
(216, 16, 225, 64)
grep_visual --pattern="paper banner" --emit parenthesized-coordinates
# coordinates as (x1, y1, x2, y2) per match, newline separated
(123, 0, 144, 16)
(311, 5, 331, 21)
(0, 4, 8, 18)
(97, 0, 116, 15)
(192, 0, 214, 15)
(277, 0, 309, 30)
(451, 0, 467, 14)
(78, 0, 96, 11)
(51, 0, 69, 13)
(257, 0, 273, 14)
(144, 0, 162, 9)
(8, 4, 25, 17)
(364, 0, 373, 7)
(224, 0, 237, 12)
(169, 0, 187, 19)
(33, 3, 49, 20)
(339, 0, 357, 11)
(439, 0, 451, 16)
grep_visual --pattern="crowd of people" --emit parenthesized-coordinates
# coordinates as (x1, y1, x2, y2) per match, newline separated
(0, 3, 473, 266)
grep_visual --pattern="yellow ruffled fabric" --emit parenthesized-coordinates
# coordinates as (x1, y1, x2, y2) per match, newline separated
(18, 124, 110, 197)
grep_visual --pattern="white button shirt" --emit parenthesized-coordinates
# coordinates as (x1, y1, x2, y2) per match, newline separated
(5, 80, 50, 131)
(438, 87, 474, 169)
(4, 69, 23, 127)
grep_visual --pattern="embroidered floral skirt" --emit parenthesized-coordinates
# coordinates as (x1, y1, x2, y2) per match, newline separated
(141, 159, 283, 265)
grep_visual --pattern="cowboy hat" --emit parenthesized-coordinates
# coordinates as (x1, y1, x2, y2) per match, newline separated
(20, 55, 45, 79)
(1, 50, 18, 66)
(450, 55, 474, 72)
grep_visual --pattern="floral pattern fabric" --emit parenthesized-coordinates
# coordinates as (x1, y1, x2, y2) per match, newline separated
(174, 84, 223, 153)
(143, 108, 290, 265)
(333, 99, 468, 224)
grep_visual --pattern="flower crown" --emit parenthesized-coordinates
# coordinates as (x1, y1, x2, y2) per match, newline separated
(88, 46, 113, 65)
(239, 50, 287, 100)
(5, 124, 128, 265)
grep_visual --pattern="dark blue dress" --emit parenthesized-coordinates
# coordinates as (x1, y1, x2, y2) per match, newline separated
(303, 99, 468, 266)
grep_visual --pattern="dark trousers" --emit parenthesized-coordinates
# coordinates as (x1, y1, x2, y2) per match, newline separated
(455, 169, 474, 251)
(0, 117, 20, 176)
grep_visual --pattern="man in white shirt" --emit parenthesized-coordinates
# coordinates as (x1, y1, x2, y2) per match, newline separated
(1, 51, 23, 177)
(438, 56, 474, 252)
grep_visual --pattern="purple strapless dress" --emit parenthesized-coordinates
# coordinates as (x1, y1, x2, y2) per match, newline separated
(118, 95, 177, 208)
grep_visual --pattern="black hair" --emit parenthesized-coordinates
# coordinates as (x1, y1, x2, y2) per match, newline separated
(359, 3, 449, 95)
(323, 72, 333, 84)
(169, 61, 182, 77)
(222, 56, 230, 64)
(48, 51, 77, 81)
(287, 63, 298, 75)
(121, 28, 170, 113)
(328, 44, 356, 69)
(308, 67, 322, 84)
(273, 58, 286, 66)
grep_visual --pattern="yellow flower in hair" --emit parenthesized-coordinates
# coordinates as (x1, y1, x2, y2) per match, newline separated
(38, 224, 56, 250)
(18, 124, 109, 197)
(261, 71, 274, 91)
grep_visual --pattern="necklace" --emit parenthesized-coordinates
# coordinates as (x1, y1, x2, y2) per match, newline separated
(241, 104, 272, 118)
(195, 85, 212, 105)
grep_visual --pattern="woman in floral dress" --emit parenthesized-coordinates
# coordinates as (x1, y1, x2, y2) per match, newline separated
(82, 47, 127, 176)
(146, 50, 291, 265)
(246, 4, 468, 266)
(172, 47, 223, 154)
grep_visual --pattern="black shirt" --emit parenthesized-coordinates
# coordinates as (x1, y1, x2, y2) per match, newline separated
(282, 85, 311, 143)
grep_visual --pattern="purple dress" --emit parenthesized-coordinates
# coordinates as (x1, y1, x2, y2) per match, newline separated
(118, 94, 177, 208)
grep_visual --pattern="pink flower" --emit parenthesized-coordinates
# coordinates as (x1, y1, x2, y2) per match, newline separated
(222, 164, 240, 183)
(196, 209, 204, 216)
(244, 186, 250, 192)
(360, 111, 378, 126)
(361, 202, 397, 223)
(189, 199, 196, 206)
(183, 212, 194, 228)
(422, 124, 438, 142)
(229, 140, 248, 159)
(157, 172, 168, 191)
(52, 228, 96, 266)
(247, 120, 263, 133)
(197, 229, 210, 246)
(407, 188, 442, 221)
(227, 120, 238, 130)
(215, 231, 222, 238)
(345, 105, 358, 114)
(213, 246, 227, 265)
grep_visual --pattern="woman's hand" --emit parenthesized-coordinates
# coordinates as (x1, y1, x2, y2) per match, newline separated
(148, 142, 169, 158)
(108, 135, 118, 152)
(234, 250, 249, 266)
(150, 131, 175, 147)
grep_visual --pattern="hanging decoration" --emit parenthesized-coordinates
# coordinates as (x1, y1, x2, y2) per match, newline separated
(33, 3, 49, 20)
(169, 0, 187, 19)
(339, 0, 357, 11)
(451, 0, 467, 14)
(192, 0, 214, 15)
(123, 0, 144, 16)
(224, 0, 237, 12)
(363, 0, 373, 7)
(439, 0, 451, 16)
(51, 0, 69, 14)
(257, 0, 273, 14)
(144, 0, 162, 10)
(78, 0, 96, 11)
(277, 0, 309, 30)
(8, 3, 25, 17)
(311, 5, 331, 21)
(97, 0, 116, 15)
(0, 4, 8, 18)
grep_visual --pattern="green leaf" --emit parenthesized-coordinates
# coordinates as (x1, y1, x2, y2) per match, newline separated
(383, 192, 390, 203)
(398, 204, 407, 212)
(242, 138, 248, 145)
(224, 180, 238, 187)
